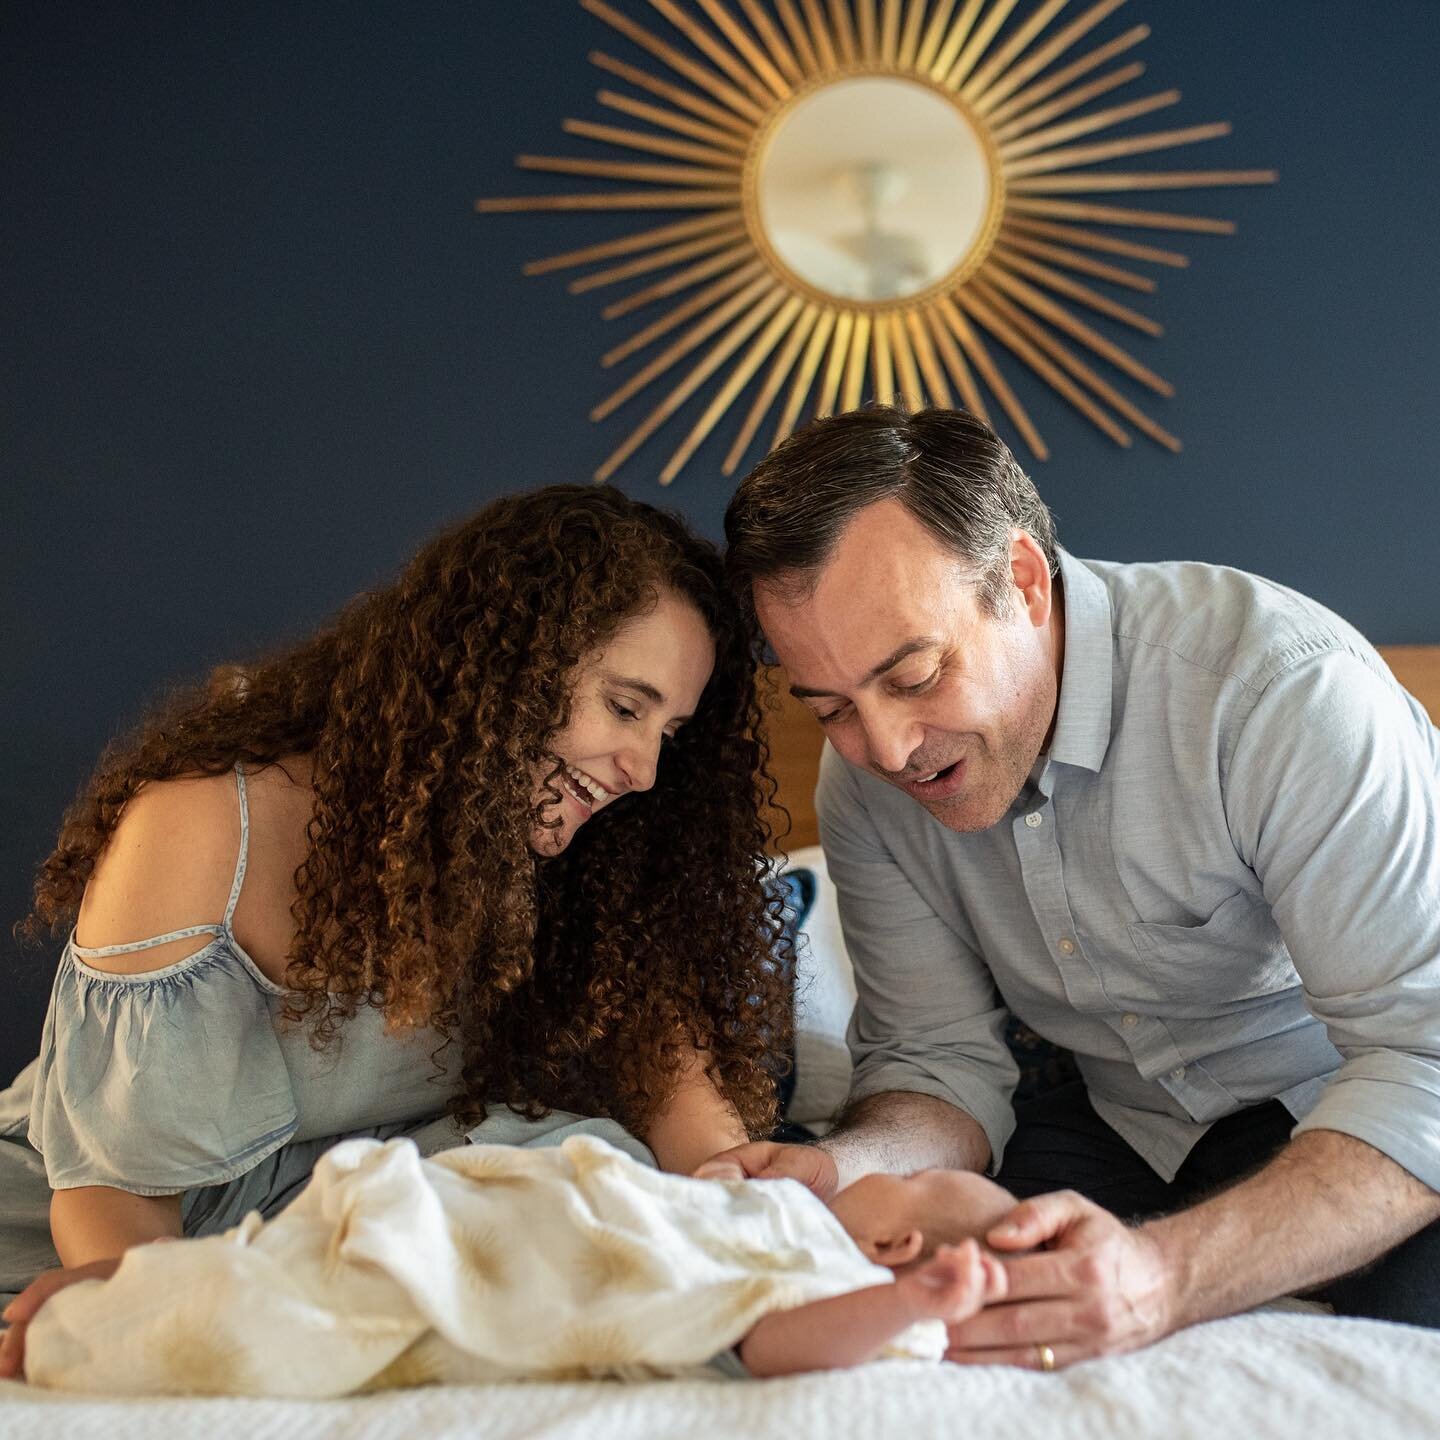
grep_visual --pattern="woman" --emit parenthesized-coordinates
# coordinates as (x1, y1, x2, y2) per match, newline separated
(0, 484, 790, 1375)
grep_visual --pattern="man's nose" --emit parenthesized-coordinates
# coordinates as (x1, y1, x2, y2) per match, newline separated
(863, 705, 924, 776)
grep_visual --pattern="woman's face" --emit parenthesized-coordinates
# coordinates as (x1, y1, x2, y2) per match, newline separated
(530, 589, 717, 856)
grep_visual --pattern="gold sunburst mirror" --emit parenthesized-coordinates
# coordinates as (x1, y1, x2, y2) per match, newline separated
(478, 0, 1276, 485)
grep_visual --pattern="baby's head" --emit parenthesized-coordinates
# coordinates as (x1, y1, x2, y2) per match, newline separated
(827, 1169, 1017, 1271)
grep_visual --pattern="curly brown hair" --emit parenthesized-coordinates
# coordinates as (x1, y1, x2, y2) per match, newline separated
(23, 485, 791, 1137)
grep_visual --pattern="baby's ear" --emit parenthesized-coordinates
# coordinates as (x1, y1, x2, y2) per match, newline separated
(870, 1228, 924, 1267)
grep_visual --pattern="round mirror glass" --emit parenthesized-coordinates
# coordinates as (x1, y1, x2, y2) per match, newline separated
(757, 77, 992, 303)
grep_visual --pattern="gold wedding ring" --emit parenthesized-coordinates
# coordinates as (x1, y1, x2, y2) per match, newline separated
(1035, 1343, 1056, 1372)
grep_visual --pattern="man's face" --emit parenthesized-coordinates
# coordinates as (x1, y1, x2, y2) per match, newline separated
(755, 498, 1061, 834)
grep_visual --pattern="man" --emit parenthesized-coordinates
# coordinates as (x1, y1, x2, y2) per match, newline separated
(701, 406, 1440, 1368)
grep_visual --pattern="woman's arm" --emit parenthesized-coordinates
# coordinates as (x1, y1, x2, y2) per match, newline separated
(0, 1190, 182, 1379)
(51, 1187, 182, 1267)
(47, 777, 239, 1267)
(2, 774, 267, 1380)
(643, 1046, 749, 1175)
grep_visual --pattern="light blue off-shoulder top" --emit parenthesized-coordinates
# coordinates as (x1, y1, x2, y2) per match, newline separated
(25, 765, 462, 1196)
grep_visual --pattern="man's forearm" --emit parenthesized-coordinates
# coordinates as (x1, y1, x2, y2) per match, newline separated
(1144, 1128, 1440, 1329)
(818, 1091, 992, 1189)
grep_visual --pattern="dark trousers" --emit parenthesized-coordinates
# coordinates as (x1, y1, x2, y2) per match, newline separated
(994, 1082, 1440, 1330)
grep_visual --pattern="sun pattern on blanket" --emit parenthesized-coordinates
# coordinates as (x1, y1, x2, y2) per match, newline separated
(695, 1230, 818, 1276)
(356, 1337, 449, 1394)
(545, 1321, 644, 1377)
(722, 1274, 804, 1323)
(574, 1222, 670, 1294)
(565, 1136, 623, 1182)
(447, 1219, 509, 1290)
(437, 1147, 540, 1185)
(152, 1310, 254, 1396)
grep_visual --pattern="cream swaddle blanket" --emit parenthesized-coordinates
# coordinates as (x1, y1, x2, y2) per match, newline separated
(26, 1134, 944, 1395)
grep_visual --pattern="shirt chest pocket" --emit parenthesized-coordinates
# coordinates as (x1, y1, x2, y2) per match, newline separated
(1125, 889, 1298, 1008)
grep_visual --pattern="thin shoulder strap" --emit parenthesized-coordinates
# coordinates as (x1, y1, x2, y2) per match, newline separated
(70, 765, 249, 959)
(220, 762, 251, 932)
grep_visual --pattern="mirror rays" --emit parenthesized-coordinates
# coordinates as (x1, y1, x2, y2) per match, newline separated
(477, 0, 1276, 483)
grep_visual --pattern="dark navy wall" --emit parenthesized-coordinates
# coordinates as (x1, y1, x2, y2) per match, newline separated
(4, 1, 1438, 1075)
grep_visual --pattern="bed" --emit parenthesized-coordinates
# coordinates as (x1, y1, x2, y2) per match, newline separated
(3, 647, 1437, 1437)
(6, 1313, 1437, 1439)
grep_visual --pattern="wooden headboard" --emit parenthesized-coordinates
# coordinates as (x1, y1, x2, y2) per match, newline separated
(762, 645, 1440, 855)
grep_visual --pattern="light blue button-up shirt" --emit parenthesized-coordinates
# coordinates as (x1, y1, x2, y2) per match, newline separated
(819, 551, 1440, 1187)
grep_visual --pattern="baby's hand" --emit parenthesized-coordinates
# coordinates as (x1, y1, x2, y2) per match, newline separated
(896, 1239, 1008, 1324)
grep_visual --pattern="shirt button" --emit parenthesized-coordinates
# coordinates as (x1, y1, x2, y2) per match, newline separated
(1024, 812, 1044, 829)
(1057, 938, 1076, 955)
(1121, 1014, 1139, 1029)
(1170, 1066, 1187, 1081)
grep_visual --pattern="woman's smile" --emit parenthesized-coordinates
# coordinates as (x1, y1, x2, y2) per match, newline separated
(558, 763, 611, 816)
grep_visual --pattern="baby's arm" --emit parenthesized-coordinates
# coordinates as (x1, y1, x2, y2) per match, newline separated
(738, 1240, 1005, 1378)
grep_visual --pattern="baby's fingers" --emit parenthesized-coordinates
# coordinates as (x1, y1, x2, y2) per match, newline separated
(980, 1254, 1008, 1303)
(917, 1240, 978, 1286)
(912, 1242, 995, 1322)
(942, 1260, 991, 1321)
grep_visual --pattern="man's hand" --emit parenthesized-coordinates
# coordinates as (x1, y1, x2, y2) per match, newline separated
(0, 1258, 126, 1381)
(943, 1190, 1176, 1370)
(896, 1239, 1008, 1325)
(692, 1141, 840, 1199)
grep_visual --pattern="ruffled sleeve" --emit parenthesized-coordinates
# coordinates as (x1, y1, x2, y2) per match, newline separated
(27, 940, 298, 1195)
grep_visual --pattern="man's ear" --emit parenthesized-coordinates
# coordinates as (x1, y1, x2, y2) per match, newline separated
(866, 1228, 924, 1267)
(1008, 530, 1053, 629)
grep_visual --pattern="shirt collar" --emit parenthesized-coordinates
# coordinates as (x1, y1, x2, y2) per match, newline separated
(1047, 549, 1114, 775)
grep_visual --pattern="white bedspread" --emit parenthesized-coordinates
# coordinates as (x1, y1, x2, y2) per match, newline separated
(4, 1308, 1436, 1439)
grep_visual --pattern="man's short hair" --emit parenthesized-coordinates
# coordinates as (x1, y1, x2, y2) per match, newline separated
(724, 406, 1058, 616)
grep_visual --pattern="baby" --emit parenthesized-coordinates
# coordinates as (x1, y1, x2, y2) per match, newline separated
(23, 1135, 1016, 1395)
(740, 1166, 1013, 1377)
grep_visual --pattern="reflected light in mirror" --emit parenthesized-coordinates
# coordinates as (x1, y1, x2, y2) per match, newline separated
(757, 77, 993, 304)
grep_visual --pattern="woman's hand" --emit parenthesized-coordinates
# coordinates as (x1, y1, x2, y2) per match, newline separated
(693, 1141, 840, 1199)
(4, 1187, 188, 1379)
(0, 1258, 125, 1380)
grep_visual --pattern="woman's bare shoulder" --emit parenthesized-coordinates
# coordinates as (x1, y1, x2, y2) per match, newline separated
(73, 769, 294, 974)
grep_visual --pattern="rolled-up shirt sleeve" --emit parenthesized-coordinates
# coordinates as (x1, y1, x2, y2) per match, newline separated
(1225, 650, 1440, 1191)
(817, 745, 1019, 1170)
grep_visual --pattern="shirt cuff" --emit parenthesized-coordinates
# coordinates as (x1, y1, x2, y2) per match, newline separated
(1290, 1052, 1440, 1192)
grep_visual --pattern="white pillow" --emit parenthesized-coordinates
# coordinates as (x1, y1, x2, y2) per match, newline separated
(781, 846, 856, 1132)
